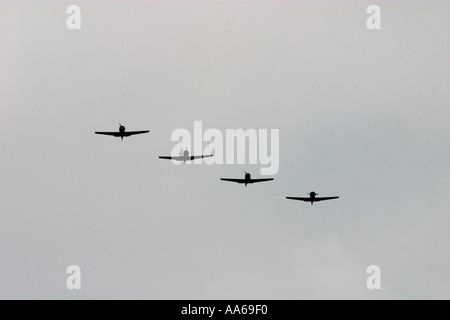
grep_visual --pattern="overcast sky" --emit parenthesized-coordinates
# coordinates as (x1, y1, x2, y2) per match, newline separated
(1, 0, 449, 299)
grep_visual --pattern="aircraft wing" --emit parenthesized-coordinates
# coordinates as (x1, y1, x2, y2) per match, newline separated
(190, 154, 213, 160)
(122, 130, 149, 136)
(286, 197, 311, 201)
(220, 178, 246, 184)
(250, 178, 274, 183)
(159, 156, 184, 161)
(95, 131, 121, 137)
(314, 196, 339, 202)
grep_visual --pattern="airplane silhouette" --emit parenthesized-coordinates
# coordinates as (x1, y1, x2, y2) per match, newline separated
(221, 171, 274, 187)
(159, 149, 213, 164)
(286, 191, 339, 205)
(95, 124, 149, 140)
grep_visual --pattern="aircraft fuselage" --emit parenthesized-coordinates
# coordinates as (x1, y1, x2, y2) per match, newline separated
(119, 125, 126, 140)
(244, 172, 251, 186)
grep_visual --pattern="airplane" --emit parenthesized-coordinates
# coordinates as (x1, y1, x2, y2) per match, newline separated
(95, 124, 149, 140)
(221, 171, 274, 187)
(286, 191, 339, 205)
(159, 149, 213, 163)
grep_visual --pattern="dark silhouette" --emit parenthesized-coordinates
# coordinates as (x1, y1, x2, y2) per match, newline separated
(95, 124, 149, 140)
(286, 191, 339, 205)
(221, 171, 274, 187)
(159, 149, 213, 164)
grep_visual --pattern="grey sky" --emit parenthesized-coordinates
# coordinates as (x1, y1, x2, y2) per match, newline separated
(0, 1, 449, 299)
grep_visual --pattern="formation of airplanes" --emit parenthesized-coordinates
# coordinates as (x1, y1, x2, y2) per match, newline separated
(95, 124, 340, 206)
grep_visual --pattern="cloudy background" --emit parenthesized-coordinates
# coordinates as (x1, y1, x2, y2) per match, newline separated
(0, 1, 449, 299)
